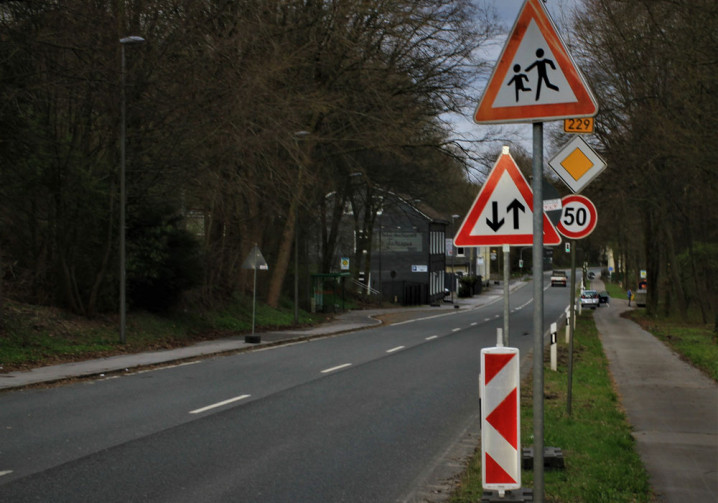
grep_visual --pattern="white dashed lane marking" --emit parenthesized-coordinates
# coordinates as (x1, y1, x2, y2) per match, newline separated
(321, 363, 352, 374)
(190, 394, 251, 414)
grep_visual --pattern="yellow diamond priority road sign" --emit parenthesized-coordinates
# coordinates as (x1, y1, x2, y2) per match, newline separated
(548, 136, 606, 193)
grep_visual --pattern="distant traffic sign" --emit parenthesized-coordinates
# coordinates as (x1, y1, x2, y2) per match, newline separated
(241, 245, 268, 270)
(548, 136, 606, 193)
(454, 148, 561, 246)
(556, 195, 597, 239)
(474, 0, 597, 124)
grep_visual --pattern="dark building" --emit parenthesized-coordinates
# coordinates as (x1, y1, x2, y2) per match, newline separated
(323, 189, 448, 306)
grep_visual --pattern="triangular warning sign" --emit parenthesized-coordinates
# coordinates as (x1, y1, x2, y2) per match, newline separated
(241, 245, 269, 270)
(454, 150, 561, 246)
(474, 0, 597, 124)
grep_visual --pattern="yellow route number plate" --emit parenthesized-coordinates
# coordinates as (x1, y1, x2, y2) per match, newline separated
(564, 117, 594, 134)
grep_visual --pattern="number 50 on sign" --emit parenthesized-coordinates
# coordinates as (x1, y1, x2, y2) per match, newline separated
(556, 194, 597, 240)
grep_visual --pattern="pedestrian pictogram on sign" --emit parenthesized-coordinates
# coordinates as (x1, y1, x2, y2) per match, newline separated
(454, 148, 561, 246)
(474, 0, 598, 124)
(481, 347, 521, 490)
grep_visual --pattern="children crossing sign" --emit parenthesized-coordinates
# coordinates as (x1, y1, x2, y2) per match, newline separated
(474, 0, 597, 124)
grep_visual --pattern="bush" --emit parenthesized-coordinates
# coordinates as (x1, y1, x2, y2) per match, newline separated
(127, 206, 203, 313)
(458, 275, 480, 297)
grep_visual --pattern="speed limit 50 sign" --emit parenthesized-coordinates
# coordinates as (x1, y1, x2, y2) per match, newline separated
(556, 194, 597, 239)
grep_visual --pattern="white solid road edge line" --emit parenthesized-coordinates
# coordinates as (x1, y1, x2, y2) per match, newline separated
(190, 394, 251, 414)
(321, 363, 352, 374)
(0, 470, 13, 477)
(386, 346, 405, 353)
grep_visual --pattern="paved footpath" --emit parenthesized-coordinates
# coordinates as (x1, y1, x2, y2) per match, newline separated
(0, 285, 508, 391)
(593, 281, 718, 503)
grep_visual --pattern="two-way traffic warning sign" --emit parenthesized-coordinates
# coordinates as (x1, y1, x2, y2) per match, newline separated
(474, 0, 598, 124)
(454, 148, 561, 246)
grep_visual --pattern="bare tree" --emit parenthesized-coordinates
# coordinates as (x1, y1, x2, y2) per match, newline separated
(573, 0, 718, 320)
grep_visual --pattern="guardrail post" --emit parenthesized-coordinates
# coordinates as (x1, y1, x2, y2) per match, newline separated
(565, 310, 571, 343)
(551, 322, 558, 371)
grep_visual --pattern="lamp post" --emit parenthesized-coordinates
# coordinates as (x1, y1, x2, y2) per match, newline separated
(519, 246, 532, 272)
(119, 35, 145, 344)
(293, 130, 310, 324)
(451, 214, 460, 303)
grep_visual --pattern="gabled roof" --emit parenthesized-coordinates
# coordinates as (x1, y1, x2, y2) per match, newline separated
(378, 189, 447, 224)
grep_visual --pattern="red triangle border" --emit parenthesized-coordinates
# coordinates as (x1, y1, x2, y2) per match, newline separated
(474, 0, 597, 123)
(454, 152, 561, 247)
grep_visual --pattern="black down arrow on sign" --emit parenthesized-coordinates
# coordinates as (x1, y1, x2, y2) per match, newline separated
(486, 199, 526, 232)
(486, 201, 504, 231)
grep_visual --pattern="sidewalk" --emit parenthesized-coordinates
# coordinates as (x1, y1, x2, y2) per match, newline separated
(593, 280, 718, 503)
(0, 282, 512, 391)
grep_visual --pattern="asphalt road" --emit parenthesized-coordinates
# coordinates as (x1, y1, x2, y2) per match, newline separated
(0, 274, 573, 502)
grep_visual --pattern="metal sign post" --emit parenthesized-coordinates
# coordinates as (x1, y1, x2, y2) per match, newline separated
(531, 123, 545, 501)
(567, 240, 577, 415)
(503, 244, 510, 346)
(241, 244, 269, 344)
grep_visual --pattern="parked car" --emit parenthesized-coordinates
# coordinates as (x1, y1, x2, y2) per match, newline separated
(598, 291, 609, 305)
(580, 289, 600, 309)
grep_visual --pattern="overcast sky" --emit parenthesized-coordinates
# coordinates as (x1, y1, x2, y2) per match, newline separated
(484, 0, 571, 28)
(487, 0, 526, 24)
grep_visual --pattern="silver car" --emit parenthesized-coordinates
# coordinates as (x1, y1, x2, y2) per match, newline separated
(580, 289, 600, 309)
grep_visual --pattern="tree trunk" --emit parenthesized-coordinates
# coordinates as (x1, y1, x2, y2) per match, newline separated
(663, 224, 687, 319)
(266, 170, 304, 308)
(322, 190, 346, 273)
(644, 207, 661, 315)
(88, 192, 116, 316)
(0, 246, 3, 331)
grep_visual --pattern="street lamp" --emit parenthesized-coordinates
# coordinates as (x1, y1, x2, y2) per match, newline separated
(119, 35, 145, 344)
(520, 246, 532, 272)
(451, 214, 460, 304)
(293, 130, 311, 324)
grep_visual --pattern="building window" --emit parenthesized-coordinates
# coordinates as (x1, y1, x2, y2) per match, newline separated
(430, 230, 445, 256)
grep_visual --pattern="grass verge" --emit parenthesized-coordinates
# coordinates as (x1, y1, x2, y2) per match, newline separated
(450, 311, 651, 503)
(623, 310, 718, 381)
(0, 296, 326, 372)
(601, 279, 716, 382)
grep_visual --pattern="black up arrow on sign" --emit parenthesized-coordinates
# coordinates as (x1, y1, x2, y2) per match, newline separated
(507, 199, 525, 229)
(486, 199, 526, 232)
(486, 201, 504, 231)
